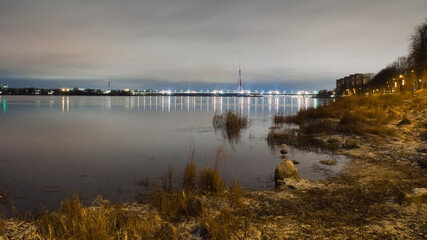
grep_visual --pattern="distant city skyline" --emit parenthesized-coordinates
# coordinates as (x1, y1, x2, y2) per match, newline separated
(1, 0, 426, 90)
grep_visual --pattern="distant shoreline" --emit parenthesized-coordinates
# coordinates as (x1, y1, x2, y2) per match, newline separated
(0, 90, 324, 98)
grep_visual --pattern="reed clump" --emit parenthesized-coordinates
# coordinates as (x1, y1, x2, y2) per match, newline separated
(197, 148, 226, 195)
(198, 168, 225, 195)
(36, 193, 169, 239)
(149, 149, 250, 239)
(183, 161, 197, 191)
(162, 165, 175, 192)
(282, 96, 393, 136)
(228, 179, 245, 208)
(151, 189, 203, 221)
(151, 148, 242, 224)
(200, 178, 251, 239)
(273, 113, 287, 125)
(151, 160, 203, 221)
(213, 110, 248, 141)
(201, 206, 250, 239)
(266, 93, 427, 150)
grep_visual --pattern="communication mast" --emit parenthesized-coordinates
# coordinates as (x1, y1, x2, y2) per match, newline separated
(237, 58, 242, 93)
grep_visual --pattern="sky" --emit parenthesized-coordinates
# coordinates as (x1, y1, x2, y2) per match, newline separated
(0, 0, 426, 91)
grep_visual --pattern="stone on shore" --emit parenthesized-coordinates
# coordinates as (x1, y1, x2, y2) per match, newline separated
(274, 159, 300, 188)
(319, 159, 337, 166)
(280, 144, 289, 154)
(280, 149, 288, 154)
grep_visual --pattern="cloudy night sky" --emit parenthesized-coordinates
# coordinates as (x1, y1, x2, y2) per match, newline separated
(0, 0, 426, 91)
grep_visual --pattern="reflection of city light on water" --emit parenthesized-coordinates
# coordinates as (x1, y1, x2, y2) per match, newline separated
(275, 96, 279, 113)
(62, 96, 70, 112)
(187, 96, 190, 112)
(73, 95, 326, 115)
(2, 99, 6, 113)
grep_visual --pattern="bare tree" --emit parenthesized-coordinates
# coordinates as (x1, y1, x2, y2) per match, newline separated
(408, 19, 427, 89)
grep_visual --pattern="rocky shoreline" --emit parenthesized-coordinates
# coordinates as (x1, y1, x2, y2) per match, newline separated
(1, 92, 426, 239)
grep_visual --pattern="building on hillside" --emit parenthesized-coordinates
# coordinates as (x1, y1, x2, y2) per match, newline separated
(336, 73, 372, 95)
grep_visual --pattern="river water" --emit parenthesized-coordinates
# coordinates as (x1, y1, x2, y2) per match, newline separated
(0, 95, 348, 215)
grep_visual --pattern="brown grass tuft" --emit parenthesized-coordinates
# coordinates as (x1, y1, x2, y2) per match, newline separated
(201, 206, 252, 239)
(151, 189, 203, 221)
(273, 113, 287, 125)
(183, 161, 197, 191)
(213, 111, 248, 141)
(198, 168, 225, 195)
(162, 165, 174, 192)
(266, 92, 425, 150)
(36, 193, 167, 239)
(228, 179, 245, 208)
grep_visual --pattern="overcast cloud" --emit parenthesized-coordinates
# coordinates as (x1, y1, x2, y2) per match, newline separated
(0, 0, 426, 90)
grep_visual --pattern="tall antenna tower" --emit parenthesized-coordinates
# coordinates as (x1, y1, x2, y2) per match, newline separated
(237, 57, 242, 92)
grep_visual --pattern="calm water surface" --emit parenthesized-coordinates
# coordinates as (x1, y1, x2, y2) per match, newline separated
(0, 95, 347, 215)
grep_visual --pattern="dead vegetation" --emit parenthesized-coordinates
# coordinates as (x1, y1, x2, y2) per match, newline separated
(150, 148, 249, 239)
(36, 194, 166, 239)
(213, 110, 248, 142)
(268, 91, 427, 150)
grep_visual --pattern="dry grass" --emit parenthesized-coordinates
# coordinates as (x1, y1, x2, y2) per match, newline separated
(151, 189, 203, 221)
(198, 149, 226, 195)
(284, 96, 393, 136)
(183, 161, 197, 191)
(213, 110, 248, 141)
(267, 92, 427, 150)
(150, 148, 250, 239)
(36, 193, 172, 240)
(267, 128, 338, 151)
(228, 179, 245, 208)
(273, 113, 287, 125)
(162, 165, 174, 192)
(198, 168, 225, 195)
(201, 207, 251, 240)
(200, 179, 251, 239)
(183, 144, 197, 191)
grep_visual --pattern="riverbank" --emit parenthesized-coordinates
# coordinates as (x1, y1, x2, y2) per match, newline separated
(1, 91, 426, 239)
